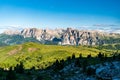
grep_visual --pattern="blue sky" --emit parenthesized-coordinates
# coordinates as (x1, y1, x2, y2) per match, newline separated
(0, 0, 120, 32)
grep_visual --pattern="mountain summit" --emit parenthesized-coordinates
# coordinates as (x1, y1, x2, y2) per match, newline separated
(1, 28, 120, 46)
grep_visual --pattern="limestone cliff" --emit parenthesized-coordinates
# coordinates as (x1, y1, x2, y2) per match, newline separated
(3, 28, 120, 45)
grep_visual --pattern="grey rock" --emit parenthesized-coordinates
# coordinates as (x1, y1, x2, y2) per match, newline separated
(3, 28, 120, 45)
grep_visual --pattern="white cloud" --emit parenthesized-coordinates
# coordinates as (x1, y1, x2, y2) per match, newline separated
(0, 24, 120, 34)
(0, 26, 25, 33)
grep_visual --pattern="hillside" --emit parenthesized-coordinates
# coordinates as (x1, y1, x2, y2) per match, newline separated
(0, 34, 41, 46)
(0, 42, 119, 69)
(0, 42, 120, 80)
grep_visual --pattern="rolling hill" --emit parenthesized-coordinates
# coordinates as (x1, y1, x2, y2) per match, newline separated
(0, 42, 119, 69)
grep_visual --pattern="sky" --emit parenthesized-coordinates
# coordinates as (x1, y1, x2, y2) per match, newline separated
(0, 0, 120, 33)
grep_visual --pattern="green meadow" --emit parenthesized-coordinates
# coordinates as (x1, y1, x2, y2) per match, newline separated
(0, 42, 119, 69)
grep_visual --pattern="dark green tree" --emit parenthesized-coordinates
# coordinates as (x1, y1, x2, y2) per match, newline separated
(87, 54, 92, 59)
(15, 62, 24, 73)
(72, 53, 75, 59)
(75, 58, 81, 67)
(54, 59, 64, 71)
(98, 52, 104, 61)
(6, 67, 16, 80)
(67, 56, 71, 62)
(79, 53, 82, 59)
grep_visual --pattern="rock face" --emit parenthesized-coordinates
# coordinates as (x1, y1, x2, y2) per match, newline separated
(21, 28, 62, 41)
(95, 62, 120, 80)
(54, 61, 120, 80)
(3, 28, 120, 45)
(61, 28, 105, 45)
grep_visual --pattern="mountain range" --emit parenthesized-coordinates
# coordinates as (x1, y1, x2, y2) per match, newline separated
(0, 28, 120, 80)
(0, 28, 120, 46)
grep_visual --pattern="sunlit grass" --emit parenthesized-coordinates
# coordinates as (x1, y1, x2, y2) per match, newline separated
(0, 42, 118, 69)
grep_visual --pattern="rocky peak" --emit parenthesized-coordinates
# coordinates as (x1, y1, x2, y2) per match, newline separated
(2, 27, 120, 45)
(20, 28, 64, 41)
(21, 28, 43, 39)
(3, 29, 20, 35)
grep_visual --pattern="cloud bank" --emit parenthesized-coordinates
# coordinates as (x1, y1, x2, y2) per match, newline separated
(0, 24, 120, 34)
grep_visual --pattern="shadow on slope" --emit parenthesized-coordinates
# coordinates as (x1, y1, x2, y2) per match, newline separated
(0, 52, 120, 80)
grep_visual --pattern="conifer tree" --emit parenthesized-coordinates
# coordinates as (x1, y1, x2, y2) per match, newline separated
(6, 67, 16, 80)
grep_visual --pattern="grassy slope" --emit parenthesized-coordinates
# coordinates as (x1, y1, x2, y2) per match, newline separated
(0, 42, 118, 69)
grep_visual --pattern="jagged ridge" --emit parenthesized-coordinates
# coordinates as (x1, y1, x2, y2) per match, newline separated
(2, 28, 120, 45)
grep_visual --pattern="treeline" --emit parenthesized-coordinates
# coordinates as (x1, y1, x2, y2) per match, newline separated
(97, 44, 120, 50)
(103, 37, 120, 44)
(0, 52, 120, 80)
(0, 61, 44, 80)
(47, 52, 120, 75)
(0, 62, 24, 80)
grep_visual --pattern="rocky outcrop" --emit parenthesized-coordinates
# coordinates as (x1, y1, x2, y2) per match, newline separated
(61, 28, 106, 45)
(95, 62, 120, 80)
(20, 28, 63, 41)
(3, 28, 120, 45)
(52, 61, 120, 80)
